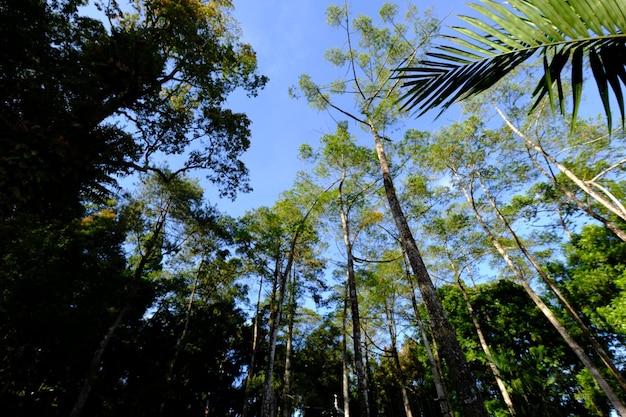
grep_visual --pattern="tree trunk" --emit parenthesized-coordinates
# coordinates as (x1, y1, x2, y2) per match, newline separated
(525, 147, 626, 242)
(338, 169, 370, 417)
(262, 195, 324, 417)
(459, 176, 626, 417)
(342, 286, 351, 417)
(243, 275, 264, 417)
(475, 169, 626, 393)
(261, 257, 285, 417)
(370, 124, 488, 417)
(282, 271, 296, 417)
(455, 275, 516, 416)
(384, 301, 414, 417)
(160, 258, 204, 416)
(403, 252, 453, 417)
(496, 106, 626, 222)
(70, 201, 170, 417)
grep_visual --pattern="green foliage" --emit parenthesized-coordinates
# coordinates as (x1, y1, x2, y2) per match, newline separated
(438, 280, 610, 416)
(397, 0, 626, 131)
(0, 204, 130, 415)
(0, 0, 266, 218)
(292, 319, 343, 415)
(550, 222, 626, 339)
(0, 0, 264, 395)
(295, 2, 439, 130)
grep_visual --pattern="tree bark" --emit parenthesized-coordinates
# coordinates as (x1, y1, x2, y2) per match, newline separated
(384, 301, 414, 417)
(243, 275, 264, 417)
(403, 252, 453, 417)
(338, 168, 371, 417)
(342, 286, 351, 417)
(496, 106, 626, 222)
(261, 191, 327, 417)
(455, 275, 516, 416)
(282, 271, 296, 417)
(370, 124, 488, 417)
(525, 147, 626, 242)
(261, 256, 285, 417)
(160, 258, 204, 416)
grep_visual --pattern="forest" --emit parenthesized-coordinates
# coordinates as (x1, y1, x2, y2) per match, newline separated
(1, 0, 626, 416)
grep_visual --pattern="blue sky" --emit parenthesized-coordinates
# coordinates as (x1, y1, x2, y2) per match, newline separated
(210, 0, 475, 216)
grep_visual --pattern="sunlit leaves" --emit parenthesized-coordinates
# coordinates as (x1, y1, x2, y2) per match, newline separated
(379, 3, 398, 24)
(294, 3, 439, 128)
(326, 4, 346, 27)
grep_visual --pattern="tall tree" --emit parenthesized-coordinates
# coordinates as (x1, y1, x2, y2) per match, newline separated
(71, 173, 208, 417)
(1, 0, 266, 217)
(296, 4, 488, 415)
(459, 171, 626, 416)
(1, 1, 265, 415)
(298, 121, 382, 417)
(549, 222, 626, 352)
(238, 194, 324, 417)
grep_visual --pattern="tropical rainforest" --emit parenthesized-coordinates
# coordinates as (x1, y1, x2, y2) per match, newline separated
(1, 0, 625, 416)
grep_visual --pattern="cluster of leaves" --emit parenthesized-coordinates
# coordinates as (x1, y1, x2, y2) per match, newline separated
(0, 0, 267, 415)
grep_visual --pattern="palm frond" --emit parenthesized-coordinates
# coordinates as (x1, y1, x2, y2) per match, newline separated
(396, 0, 626, 130)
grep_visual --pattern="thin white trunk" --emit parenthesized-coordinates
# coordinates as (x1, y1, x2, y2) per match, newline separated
(525, 147, 626, 242)
(282, 271, 296, 417)
(455, 275, 516, 416)
(458, 175, 626, 417)
(476, 169, 626, 392)
(384, 301, 414, 417)
(338, 167, 370, 417)
(342, 287, 351, 417)
(496, 106, 626, 222)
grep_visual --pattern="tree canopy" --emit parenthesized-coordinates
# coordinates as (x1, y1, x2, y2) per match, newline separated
(2, 1, 626, 416)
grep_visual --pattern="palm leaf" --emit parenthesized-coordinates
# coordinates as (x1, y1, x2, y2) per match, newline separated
(396, 0, 626, 131)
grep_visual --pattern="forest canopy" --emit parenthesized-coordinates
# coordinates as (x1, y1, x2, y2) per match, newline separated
(1, 1, 626, 417)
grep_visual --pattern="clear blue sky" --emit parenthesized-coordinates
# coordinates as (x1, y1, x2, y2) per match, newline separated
(209, 0, 474, 216)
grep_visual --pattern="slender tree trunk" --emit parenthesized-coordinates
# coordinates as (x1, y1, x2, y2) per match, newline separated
(262, 257, 285, 417)
(342, 286, 351, 417)
(384, 301, 414, 417)
(243, 275, 264, 417)
(459, 176, 626, 417)
(70, 202, 170, 417)
(402, 251, 452, 417)
(496, 106, 626, 222)
(262, 198, 324, 417)
(370, 124, 488, 417)
(475, 169, 626, 393)
(338, 170, 370, 417)
(282, 271, 296, 417)
(525, 147, 626, 242)
(160, 258, 205, 416)
(455, 274, 517, 416)
(259, 188, 329, 417)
